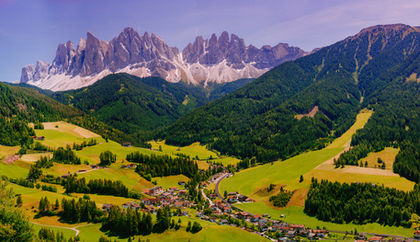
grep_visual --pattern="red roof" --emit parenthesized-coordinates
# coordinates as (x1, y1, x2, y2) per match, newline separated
(369, 237, 383, 241)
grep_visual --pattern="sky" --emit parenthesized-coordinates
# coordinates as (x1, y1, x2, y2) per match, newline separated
(1, 0, 420, 82)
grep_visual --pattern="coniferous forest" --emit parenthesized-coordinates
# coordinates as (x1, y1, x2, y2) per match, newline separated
(304, 179, 420, 227)
(127, 152, 199, 178)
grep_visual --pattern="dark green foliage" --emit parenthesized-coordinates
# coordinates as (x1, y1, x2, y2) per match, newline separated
(9, 178, 34, 188)
(127, 152, 199, 178)
(269, 188, 294, 207)
(101, 206, 167, 237)
(27, 165, 43, 181)
(41, 185, 57, 193)
(51, 147, 81, 164)
(337, 51, 420, 182)
(64, 176, 129, 197)
(0, 117, 34, 147)
(33, 142, 49, 152)
(41, 175, 63, 185)
(38, 197, 53, 216)
(0, 82, 82, 121)
(60, 198, 103, 223)
(0, 82, 81, 147)
(38, 227, 66, 242)
(0, 181, 33, 242)
(16, 195, 22, 207)
(207, 78, 254, 101)
(35, 156, 53, 168)
(190, 221, 202, 233)
(99, 151, 116, 166)
(72, 139, 97, 151)
(53, 74, 205, 135)
(52, 74, 250, 141)
(304, 179, 420, 227)
(34, 123, 44, 130)
(68, 115, 149, 148)
(153, 206, 171, 233)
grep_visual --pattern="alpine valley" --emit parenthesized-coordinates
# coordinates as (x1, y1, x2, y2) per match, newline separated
(0, 23, 419, 242)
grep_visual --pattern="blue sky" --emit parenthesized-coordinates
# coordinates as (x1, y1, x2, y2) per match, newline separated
(1, 0, 420, 82)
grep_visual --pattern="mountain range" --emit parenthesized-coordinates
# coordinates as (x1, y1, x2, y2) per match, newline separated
(20, 28, 306, 91)
(159, 24, 420, 183)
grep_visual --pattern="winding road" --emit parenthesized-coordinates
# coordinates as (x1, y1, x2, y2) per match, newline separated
(30, 221, 85, 236)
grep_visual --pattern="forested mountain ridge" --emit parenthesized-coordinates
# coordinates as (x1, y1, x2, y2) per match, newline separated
(159, 24, 420, 166)
(50, 73, 254, 137)
(0, 81, 143, 147)
(0, 81, 81, 146)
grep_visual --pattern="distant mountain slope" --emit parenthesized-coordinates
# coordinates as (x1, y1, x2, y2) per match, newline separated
(337, 50, 420, 182)
(51, 73, 255, 136)
(0, 82, 81, 121)
(160, 24, 420, 165)
(19, 28, 306, 91)
(0, 81, 146, 147)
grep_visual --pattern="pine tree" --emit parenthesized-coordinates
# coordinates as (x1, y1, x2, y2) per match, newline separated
(186, 221, 191, 232)
(16, 195, 22, 207)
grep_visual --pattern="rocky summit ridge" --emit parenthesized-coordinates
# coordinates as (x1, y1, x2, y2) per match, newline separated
(20, 28, 306, 91)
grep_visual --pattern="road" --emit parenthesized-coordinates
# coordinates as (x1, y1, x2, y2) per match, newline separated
(30, 221, 80, 236)
(214, 173, 229, 203)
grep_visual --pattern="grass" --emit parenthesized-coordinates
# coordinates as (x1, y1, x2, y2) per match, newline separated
(359, 147, 399, 170)
(149, 141, 218, 160)
(220, 147, 341, 197)
(77, 165, 153, 191)
(0, 144, 19, 160)
(31, 222, 76, 239)
(218, 110, 416, 236)
(153, 175, 190, 189)
(0, 161, 30, 179)
(305, 169, 414, 192)
(76, 139, 162, 164)
(21, 153, 52, 162)
(212, 156, 241, 166)
(219, 111, 374, 198)
(42, 121, 100, 138)
(77, 216, 268, 242)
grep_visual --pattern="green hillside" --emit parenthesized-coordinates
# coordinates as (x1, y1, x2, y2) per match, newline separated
(160, 24, 420, 174)
(51, 74, 252, 137)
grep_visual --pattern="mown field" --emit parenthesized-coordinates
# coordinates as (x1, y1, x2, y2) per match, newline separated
(219, 110, 416, 236)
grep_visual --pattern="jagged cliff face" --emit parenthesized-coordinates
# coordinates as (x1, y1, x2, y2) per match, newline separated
(20, 28, 306, 91)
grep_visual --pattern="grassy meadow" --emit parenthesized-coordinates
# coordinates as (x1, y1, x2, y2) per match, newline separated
(219, 110, 416, 236)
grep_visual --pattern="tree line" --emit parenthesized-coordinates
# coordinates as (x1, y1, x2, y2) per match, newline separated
(64, 175, 129, 197)
(304, 179, 420, 227)
(126, 152, 199, 178)
(101, 205, 177, 237)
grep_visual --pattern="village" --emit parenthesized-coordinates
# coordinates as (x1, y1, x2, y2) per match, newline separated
(90, 168, 413, 242)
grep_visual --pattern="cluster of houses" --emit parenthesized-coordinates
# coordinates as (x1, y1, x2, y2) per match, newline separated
(101, 186, 195, 216)
(225, 191, 254, 204)
(142, 186, 193, 209)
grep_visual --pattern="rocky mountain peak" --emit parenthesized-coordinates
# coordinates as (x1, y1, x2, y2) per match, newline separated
(20, 27, 306, 91)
